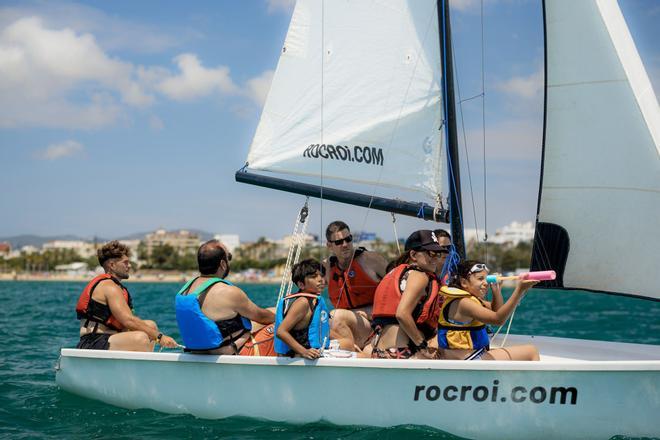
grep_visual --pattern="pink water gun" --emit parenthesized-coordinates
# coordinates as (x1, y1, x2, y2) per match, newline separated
(486, 270, 556, 284)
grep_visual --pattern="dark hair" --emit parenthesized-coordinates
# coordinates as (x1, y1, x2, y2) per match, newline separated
(292, 258, 324, 286)
(97, 241, 130, 267)
(449, 259, 486, 288)
(433, 229, 451, 240)
(385, 250, 414, 273)
(197, 240, 228, 275)
(325, 220, 350, 241)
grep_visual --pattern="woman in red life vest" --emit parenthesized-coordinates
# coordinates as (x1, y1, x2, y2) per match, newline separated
(369, 230, 445, 359)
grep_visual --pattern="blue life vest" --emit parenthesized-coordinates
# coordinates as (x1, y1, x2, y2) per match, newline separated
(175, 277, 252, 351)
(274, 292, 330, 355)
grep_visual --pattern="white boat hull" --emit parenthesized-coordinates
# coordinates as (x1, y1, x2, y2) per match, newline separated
(56, 335, 660, 440)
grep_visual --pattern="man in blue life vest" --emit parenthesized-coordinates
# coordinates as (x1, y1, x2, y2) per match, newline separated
(76, 240, 178, 351)
(324, 221, 388, 351)
(274, 259, 330, 359)
(175, 240, 275, 354)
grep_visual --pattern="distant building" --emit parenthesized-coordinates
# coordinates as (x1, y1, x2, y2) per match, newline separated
(118, 239, 141, 263)
(42, 240, 96, 258)
(21, 245, 38, 255)
(144, 229, 200, 256)
(238, 237, 286, 261)
(279, 233, 317, 249)
(54, 262, 89, 276)
(490, 221, 535, 245)
(0, 242, 10, 258)
(214, 234, 240, 253)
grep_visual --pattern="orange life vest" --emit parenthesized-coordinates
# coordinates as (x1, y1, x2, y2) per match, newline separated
(372, 264, 441, 335)
(75, 274, 132, 331)
(328, 248, 380, 309)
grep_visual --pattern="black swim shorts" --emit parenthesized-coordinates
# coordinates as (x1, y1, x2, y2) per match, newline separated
(76, 333, 111, 350)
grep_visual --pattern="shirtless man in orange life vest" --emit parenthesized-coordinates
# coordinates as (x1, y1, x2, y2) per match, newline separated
(76, 241, 178, 351)
(324, 221, 388, 351)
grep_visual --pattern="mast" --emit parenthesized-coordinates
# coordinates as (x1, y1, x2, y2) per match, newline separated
(438, 0, 465, 257)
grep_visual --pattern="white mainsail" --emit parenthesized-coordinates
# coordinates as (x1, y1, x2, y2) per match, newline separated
(536, 0, 660, 300)
(246, 0, 447, 200)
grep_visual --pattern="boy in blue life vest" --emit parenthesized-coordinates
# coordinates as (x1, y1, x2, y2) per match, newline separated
(274, 259, 330, 359)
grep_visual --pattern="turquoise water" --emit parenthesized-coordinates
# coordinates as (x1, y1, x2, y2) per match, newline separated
(1, 281, 658, 439)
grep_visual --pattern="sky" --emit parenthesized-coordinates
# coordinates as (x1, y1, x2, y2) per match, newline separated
(0, 0, 658, 243)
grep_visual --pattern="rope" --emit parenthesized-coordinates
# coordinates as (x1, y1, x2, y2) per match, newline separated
(278, 199, 310, 302)
(390, 213, 401, 254)
(480, 0, 489, 259)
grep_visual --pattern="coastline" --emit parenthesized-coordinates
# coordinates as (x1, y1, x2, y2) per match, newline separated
(0, 272, 280, 284)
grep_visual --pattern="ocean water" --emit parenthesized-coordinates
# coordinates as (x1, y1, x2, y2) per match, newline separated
(1, 280, 658, 440)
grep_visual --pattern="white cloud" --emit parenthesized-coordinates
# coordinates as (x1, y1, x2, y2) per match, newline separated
(0, 2, 180, 54)
(266, 0, 296, 14)
(0, 16, 152, 128)
(35, 140, 83, 160)
(494, 68, 543, 100)
(156, 53, 238, 101)
(0, 13, 271, 129)
(245, 70, 274, 105)
(462, 119, 542, 161)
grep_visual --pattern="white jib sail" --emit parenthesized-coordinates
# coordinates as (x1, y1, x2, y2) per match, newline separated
(247, 0, 446, 199)
(540, 0, 660, 299)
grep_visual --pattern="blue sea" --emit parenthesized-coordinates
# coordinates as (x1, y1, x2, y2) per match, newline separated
(1, 281, 658, 439)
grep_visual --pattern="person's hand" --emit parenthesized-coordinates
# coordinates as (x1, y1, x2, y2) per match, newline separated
(158, 335, 178, 348)
(416, 347, 438, 359)
(489, 279, 502, 296)
(301, 348, 322, 360)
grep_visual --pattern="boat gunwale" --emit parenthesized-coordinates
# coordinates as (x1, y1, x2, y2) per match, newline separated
(59, 348, 660, 372)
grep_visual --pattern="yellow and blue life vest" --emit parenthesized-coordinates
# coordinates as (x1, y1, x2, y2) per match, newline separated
(274, 292, 330, 355)
(437, 286, 490, 350)
(175, 277, 252, 351)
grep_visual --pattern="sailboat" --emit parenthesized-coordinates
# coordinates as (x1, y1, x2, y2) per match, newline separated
(56, 1, 660, 438)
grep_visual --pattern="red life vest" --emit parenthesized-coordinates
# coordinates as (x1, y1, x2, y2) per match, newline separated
(75, 274, 132, 331)
(328, 248, 380, 309)
(372, 264, 441, 334)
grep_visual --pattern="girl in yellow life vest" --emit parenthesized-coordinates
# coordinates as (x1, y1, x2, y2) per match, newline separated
(438, 260, 540, 361)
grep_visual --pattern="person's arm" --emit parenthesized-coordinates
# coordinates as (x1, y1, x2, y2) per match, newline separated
(275, 299, 321, 360)
(488, 280, 503, 311)
(458, 280, 538, 326)
(230, 286, 275, 324)
(102, 283, 178, 348)
(363, 251, 388, 279)
(395, 271, 429, 347)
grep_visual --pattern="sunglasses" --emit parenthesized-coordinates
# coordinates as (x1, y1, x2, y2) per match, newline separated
(226, 252, 233, 262)
(329, 234, 353, 246)
(469, 263, 488, 274)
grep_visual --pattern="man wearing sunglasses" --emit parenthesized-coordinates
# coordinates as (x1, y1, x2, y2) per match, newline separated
(324, 221, 388, 351)
(175, 240, 275, 355)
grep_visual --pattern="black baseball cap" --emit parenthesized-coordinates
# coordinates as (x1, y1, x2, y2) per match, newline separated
(404, 230, 445, 252)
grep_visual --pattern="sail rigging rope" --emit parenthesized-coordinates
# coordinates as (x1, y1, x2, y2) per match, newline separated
(278, 199, 310, 302)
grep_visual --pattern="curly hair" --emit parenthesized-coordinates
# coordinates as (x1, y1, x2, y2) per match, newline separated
(97, 240, 130, 267)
